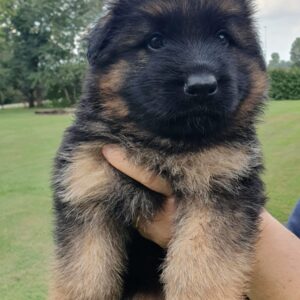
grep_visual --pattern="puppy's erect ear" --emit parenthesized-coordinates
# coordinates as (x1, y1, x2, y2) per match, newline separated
(87, 13, 115, 66)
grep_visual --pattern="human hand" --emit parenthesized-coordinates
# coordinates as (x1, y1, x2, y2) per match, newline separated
(103, 146, 300, 300)
(102, 145, 176, 248)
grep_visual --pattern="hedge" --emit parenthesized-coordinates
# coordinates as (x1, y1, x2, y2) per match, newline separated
(269, 68, 300, 100)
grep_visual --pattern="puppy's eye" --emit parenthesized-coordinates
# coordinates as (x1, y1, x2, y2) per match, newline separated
(148, 33, 165, 50)
(217, 31, 230, 46)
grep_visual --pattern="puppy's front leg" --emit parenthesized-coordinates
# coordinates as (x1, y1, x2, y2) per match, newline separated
(162, 201, 257, 300)
(50, 143, 129, 300)
(50, 208, 128, 300)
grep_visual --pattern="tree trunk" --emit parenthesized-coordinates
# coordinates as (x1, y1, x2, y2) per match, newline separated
(28, 98, 35, 108)
(28, 90, 35, 108)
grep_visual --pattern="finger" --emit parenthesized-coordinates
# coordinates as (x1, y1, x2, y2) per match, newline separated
(141, 198, 176, 248)
(164, 196, 177, 215)
(102, 145, 173, 197)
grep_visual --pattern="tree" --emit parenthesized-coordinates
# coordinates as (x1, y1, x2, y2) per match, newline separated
(268, 52, 292, 70)
(0, 0, 103, 107)
(290, 37, 300, 68)
(46, 61, 86, 106)
(268, 53, 280, 69)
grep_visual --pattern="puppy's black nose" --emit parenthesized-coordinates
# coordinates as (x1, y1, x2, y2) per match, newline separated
(184, 73, 218, 97)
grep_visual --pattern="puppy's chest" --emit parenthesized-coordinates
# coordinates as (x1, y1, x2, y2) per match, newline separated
(130, 144, 257, 197)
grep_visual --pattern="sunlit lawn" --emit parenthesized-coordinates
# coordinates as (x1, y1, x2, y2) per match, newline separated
(0, 101, 300, 299)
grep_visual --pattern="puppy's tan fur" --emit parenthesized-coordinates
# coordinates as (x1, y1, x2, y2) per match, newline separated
(50, 210, 127, 300)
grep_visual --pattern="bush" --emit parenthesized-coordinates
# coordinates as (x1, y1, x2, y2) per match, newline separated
(269, 68, 300, 100)
(0, 88, 24, 105)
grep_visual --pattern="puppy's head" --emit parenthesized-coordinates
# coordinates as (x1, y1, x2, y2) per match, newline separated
(86, 0, 267, 142)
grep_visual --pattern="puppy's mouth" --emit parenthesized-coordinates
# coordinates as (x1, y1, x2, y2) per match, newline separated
(170, 103, 212, 119)
(162, 93, 234, 121)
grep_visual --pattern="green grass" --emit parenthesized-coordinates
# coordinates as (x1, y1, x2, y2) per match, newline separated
(258, 101, 300, 221)
(0, 102, 300, 299)
(0, 109, 72, 300)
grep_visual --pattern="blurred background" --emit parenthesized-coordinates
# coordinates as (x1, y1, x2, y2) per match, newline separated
(0, 0, 299, 299)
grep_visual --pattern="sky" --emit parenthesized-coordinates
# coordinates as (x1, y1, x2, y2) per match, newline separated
(256, 0, 300, 62)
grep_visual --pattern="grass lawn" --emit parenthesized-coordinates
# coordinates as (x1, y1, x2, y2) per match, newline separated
(258, 101, 300, 220)
(0, 109, 72, 300)
(0, 101, 300, 299)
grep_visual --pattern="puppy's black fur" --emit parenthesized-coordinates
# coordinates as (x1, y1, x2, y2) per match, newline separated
(51, 1, 268, 299)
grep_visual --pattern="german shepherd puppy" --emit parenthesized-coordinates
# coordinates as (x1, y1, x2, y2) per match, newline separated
(51, 0, 268, 299)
